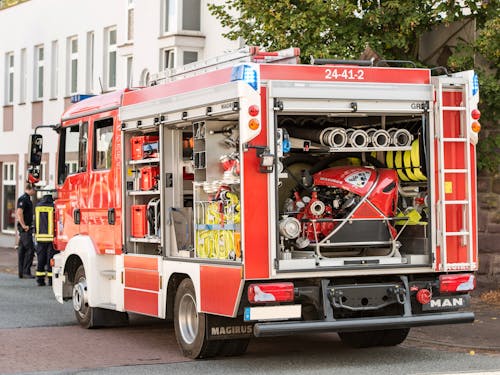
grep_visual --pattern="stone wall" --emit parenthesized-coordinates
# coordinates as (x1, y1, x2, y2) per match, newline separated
(477, 170, 500, 288)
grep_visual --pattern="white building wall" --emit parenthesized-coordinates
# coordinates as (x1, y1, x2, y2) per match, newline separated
(0, 0, 239, 245)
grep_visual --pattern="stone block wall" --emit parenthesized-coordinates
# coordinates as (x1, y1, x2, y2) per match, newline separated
(477, 172, 500, 288)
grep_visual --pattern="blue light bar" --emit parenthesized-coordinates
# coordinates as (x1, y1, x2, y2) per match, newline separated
(230, 64, 259, 91)
(71, 94, 96, 103)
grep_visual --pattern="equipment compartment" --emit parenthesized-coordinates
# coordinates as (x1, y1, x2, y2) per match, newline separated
(275, 113, 431, 269)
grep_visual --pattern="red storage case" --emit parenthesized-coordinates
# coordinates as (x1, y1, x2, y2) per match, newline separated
(140, 166, 159, 191)
(131, 135, 159, 160)
(131, 205, 147, 238)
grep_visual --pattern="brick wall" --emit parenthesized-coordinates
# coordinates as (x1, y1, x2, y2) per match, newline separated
(477, 169, 500, 288)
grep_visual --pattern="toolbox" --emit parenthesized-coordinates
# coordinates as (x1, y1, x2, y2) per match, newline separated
(140, 166, 160, 191)
(131, 135, 159, 160)
(131, 205, 147, 238)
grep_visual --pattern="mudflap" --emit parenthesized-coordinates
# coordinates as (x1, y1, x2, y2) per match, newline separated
(206, 315, 254, 341)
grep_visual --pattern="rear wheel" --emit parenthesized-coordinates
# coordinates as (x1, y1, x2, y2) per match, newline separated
(219, 339, 250, 356)
(338, 328, 410, 348)
(174, 278, 221, 359)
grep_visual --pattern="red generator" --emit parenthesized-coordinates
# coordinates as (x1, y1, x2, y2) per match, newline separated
(131, 135, 159, 160)
(131, 205, 147, 238)
(140, 166, 159, 191)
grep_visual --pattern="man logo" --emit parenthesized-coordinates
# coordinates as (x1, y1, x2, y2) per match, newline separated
(430, 297, 464, 308)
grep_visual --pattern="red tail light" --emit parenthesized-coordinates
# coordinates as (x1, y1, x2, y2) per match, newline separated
(439, 274, 476, 293)
(248, 105, 259, 117)
(416, 289, 432, 305)
(471, 109, 481, 120)
(248, 282, 294, 304)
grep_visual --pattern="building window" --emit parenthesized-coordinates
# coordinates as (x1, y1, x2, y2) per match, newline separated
(127, 0, 134, 41)
(2, 162, 16, 232)
(34, 45, 44, 100)
(86, 32, 94, 92)
(182, 0, 200, 31)
(93, 118, 113, 170)
(5, 52, 14, 105)
(161, 48, 175, 70)
(126, 56, 133, 88)
(162, 0, 176, 33)
(105, 27, 117, 90)
(183, 51, 198, 65)
(20, 48, 26, 103)
(68, 36, 78, 95)
(50, 41, 59, 99)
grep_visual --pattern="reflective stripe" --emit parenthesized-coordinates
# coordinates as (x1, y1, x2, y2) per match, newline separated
(35, 271, 47, 277)
(46, 272, 52, 277)
(35, 206, 54, 242)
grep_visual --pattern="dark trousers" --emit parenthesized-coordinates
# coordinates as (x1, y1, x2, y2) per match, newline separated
(18, 230, 34, 277)
(35, 242, 55, 284)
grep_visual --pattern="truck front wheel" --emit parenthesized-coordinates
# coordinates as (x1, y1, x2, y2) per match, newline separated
(338, 328, 410, 348)
(73, 265, 94, 328)
(174, 278, 220, 359)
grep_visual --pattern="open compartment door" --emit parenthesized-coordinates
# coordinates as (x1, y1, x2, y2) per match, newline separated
(432, 71, 479, 272)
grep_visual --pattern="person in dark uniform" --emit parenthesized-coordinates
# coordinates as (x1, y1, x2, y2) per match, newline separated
(16, 184, 35, 279)
(34, 193, 55, 286)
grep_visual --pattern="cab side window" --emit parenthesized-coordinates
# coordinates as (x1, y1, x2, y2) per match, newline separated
(93, 118, 113, 170)
(57, 123, 82, 184)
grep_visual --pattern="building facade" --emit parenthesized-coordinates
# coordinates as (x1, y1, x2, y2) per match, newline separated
(0, 0, 240, 246)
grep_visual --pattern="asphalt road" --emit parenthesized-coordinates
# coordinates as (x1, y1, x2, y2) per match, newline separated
(1, 272, 500, 375)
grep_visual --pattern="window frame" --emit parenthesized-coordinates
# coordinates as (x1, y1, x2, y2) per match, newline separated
(92, 118, 114, 171)
(5, 52, 14, 105)
(57, 123, 83, 185)
(160, 48, 176, 70)
(2, 162, 17, 233)
(104, 27, 117, 90)
(34, 44, 44, 100)
(50, 40, 59, 99)
(86, 32, 94, 93)
(20, 48, 27, 103)
(68, 36, 79, 95)
(181, 0, 201, 32)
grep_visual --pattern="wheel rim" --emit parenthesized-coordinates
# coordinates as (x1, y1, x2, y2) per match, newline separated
(73, 276, 89, 317)
(178, 293, 199, 345)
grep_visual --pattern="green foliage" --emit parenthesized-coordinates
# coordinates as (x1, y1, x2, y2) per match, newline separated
(209, 0, 499, 171)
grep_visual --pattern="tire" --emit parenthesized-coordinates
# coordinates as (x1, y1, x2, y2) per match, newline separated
(378, 328, 410, 346)
(339, 328, 410, 348)
(338, 330, 381, 348)
(73, 265, 94, 329)
(218, 339, 250, 357)
(173, 278, 221, 359)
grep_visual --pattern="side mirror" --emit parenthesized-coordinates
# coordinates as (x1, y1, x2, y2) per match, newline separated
(28, 134, 43, 166)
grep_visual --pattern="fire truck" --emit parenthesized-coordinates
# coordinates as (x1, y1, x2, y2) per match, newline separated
(28, 47, 480, 358)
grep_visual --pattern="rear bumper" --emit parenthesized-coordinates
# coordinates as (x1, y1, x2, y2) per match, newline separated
(253, 311, 475, 337)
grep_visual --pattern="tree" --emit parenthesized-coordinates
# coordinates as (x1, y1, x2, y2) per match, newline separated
(209, 0, 499, 171)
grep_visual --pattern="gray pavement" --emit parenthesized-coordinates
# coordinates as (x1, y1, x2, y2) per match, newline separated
(1, 245, 500, 375)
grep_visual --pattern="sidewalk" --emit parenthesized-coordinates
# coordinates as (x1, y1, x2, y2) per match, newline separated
(1, 246, 499, 353)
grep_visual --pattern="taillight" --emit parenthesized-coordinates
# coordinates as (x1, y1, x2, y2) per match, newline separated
(248, 118, 260, 130)
(248, 282, 294, 304)
(471, 121, 481, 133)
(471, 109, 481, 120)
(439, 274, 476, 293)
(248, 105, 259, 117)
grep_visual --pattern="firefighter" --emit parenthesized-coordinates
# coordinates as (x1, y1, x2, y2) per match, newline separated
(16, 183, 36, 279)
(34, 192, 55, 286)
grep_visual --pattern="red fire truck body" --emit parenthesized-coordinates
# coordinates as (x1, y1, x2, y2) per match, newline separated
(43, 48, 480, 358)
